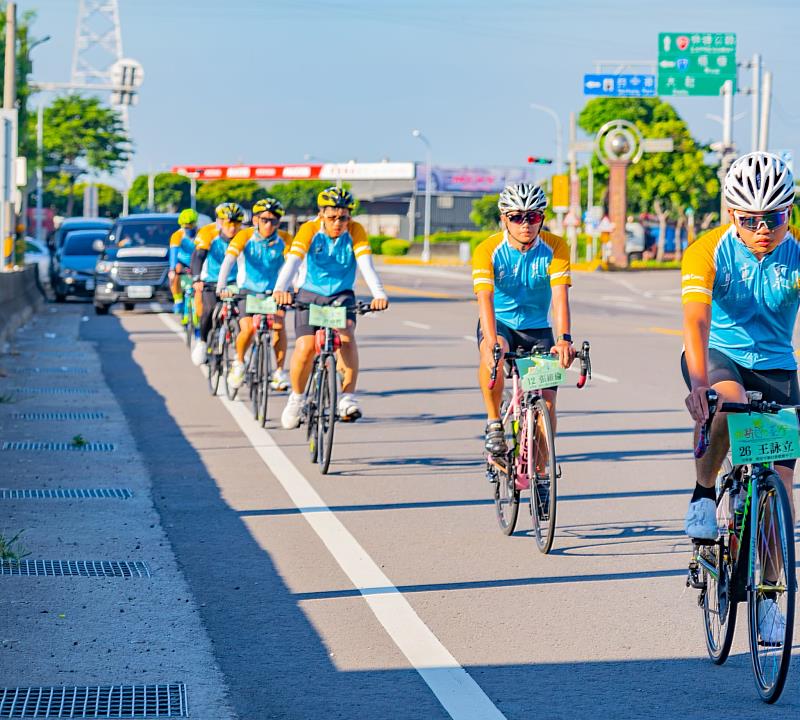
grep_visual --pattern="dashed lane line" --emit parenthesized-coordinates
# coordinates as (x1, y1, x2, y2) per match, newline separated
(403, 320, 432, 330)
(157, 313, 507, 720)
(646, 326, 683, 337)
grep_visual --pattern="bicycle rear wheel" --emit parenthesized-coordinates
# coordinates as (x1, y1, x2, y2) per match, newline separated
(317, 354, 337, 475)
(492, 400, 519, 535)
(529, 396, 557, 554)
(183, 294, 193, 347)
(306, 358, 320, 463)
(702, 457, 737, 664)
(747, 470, 796, 703)
(223, 322, 239, 401)
(258, 334, 271, 427)
(248, 341, 260, 414)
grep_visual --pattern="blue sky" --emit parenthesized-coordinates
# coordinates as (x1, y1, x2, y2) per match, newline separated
(18, 0, 800, 180)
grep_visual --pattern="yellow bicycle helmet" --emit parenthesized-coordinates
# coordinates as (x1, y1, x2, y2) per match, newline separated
(252, 197, 285, 218)
(216, 202, 245, 223)
(317, 186, 355, 210)
(178, 208, 199, 226)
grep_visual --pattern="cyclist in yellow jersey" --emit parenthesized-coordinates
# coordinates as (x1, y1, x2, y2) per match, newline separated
(473, 184, 576, 456)
(272, 187, 389, 428)
(216, 198, 293, 390)
(168, 208, 199, 315)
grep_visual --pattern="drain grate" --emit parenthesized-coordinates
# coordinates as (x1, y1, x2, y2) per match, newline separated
(0, 560, 150, 578)
(0, 683, 187, 718)
(13, 387, 99, 395)
(1, 442, 115, 452)
(16, 367, 89, 375)
(11, 412, 107, 421)
(0, 488, 132, 500)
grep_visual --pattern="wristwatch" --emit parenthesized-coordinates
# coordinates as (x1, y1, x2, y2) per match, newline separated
(556, 333, 572, 344)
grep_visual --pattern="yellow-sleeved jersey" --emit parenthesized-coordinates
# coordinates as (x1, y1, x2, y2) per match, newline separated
(225, 226, 291, 293)
(169, 228, 197, 268)
(288, 218, 371, 296)
(472, 230, 571, 329)
(682, 223, 800, 369)
(194, 222, 218, 251)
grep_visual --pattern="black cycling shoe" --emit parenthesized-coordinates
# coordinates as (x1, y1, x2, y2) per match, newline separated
(484, 421, 506, 456)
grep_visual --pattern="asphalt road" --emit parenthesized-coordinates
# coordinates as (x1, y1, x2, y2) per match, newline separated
(75, 267, 799, 719)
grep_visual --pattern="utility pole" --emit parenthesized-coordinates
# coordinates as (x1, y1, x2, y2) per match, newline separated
(758, 70, 772, 152)
(2, 2, 17, 270)
(750, 54, 761, 153)
(717, 80, 735, 223)
(566, 112, 580, 264)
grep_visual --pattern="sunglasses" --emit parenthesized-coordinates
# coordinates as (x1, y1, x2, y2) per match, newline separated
(734, 208, 791, 231)
(506, 211, 544, 225)
(324, 215, 350, 223)
(257, 216, 280, 225)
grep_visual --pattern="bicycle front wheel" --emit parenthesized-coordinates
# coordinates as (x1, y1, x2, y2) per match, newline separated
(183, 294, 193, 347)
(207, 328, 221, 396)
(317, 354, 337, 475)
(258, 334, 271, 427)
(306, 358, 320, 463)
(747, 470, 796, 703)
(222, 331, 238, 401)
(529, 396, 557, 554)
(702, 457, 737, 664)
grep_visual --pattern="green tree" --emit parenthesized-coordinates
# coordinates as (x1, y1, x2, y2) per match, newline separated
(0, 3, 38, 159)
(129, 172, 190, 212)
(195, 179, 261, 216)
(577, 97, 719, 258)
(39, 94, 130, 216)
(470, 194, 500, 229)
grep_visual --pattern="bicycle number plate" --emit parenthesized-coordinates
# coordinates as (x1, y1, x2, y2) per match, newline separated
(515, 356, 566, 392)
(308, 304, 347, 329)
(126, 285, 153, 299)
(180, 275, 193, 290)
(245, 295, 278, 314)
(728, 409, 800, 465)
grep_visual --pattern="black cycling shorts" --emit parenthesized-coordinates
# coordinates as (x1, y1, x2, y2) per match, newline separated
(477, 320, 558, 392)
(294, 288, 357, 338)
(681, 348, 800, 469)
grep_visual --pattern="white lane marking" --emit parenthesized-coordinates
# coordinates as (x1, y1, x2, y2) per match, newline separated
(157, 313, 507, 720)
(463, 335, 477, 343)
(566, 366, 618, 384)
(403, 320, 432, 330)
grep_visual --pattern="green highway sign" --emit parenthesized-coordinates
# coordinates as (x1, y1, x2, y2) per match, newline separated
(657, 32, 736, 96)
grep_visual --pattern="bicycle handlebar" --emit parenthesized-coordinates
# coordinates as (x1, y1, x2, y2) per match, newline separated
(503, 340, 591, 389)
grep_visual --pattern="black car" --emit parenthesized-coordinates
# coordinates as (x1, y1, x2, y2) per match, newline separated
(93, 213, 179, 315)
(52, 229, 108, 302)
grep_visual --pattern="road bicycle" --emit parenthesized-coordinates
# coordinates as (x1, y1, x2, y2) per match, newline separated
(179, 274, 197, 348)
(293, 300, 382, 475)
(243, 293, 280, 427)
(207, 292, 240, 399)
(485, 340, 591, 554)
(688, 389, 797, 703)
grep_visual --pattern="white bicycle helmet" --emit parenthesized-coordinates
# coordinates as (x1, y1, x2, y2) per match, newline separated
(723, 152, 796, 212)
(497, 183, 548, 214)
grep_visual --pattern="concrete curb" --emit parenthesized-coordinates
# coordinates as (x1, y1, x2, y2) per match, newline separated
(0, 266, 45, 350)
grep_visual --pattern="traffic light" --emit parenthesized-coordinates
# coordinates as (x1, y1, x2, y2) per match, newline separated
(527, 156, 553, 165)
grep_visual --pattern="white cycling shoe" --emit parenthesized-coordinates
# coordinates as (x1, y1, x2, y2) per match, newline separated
(338, 393, 362, 421)
(281, 392, 304, 429)
(271, 368, 290, 391)
(227, 360, 245, 389)
(758, 598, 787, 646)
(191, 341, 208, 367)
(684, 498, 718, 540)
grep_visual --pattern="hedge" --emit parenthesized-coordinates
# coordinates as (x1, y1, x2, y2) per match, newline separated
(381, 239, 411, 256)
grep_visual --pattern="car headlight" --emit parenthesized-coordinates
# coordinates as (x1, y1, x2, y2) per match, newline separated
(95, 260, 113, 274)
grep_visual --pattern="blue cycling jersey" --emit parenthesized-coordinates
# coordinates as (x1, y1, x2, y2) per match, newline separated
(682, 224, 800, 370)
(200, 236, 237, 285)
(228, 227, 288, 293)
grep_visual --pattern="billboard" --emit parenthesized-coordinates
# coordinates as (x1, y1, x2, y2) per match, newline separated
(171, 162, 415, 182)
(415, 165, 536, 193)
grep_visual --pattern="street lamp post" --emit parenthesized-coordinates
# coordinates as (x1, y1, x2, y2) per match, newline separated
(411, 129, 432, 263)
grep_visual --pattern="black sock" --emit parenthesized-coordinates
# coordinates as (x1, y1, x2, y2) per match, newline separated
(691, 483, 716, 502)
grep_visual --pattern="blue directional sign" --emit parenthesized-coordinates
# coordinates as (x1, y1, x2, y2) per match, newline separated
(583, 74, 657, 98)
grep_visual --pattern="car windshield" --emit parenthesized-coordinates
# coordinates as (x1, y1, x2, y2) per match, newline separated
(114, 220, 176, 248)
(63, 234, 104, 256)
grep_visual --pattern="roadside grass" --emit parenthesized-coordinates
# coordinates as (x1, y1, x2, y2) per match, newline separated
(0, 392, 15, 403)
(0, 530, 30, 561)
(71, 434, 88, 448)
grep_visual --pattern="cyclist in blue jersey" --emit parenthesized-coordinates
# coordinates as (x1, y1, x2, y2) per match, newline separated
(169, 208, 199, 315)
(216, 198, 293, 390)
(190, 203, 244, 366)
(472, 184, 576, 456)
(272, 187, 389, 428)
